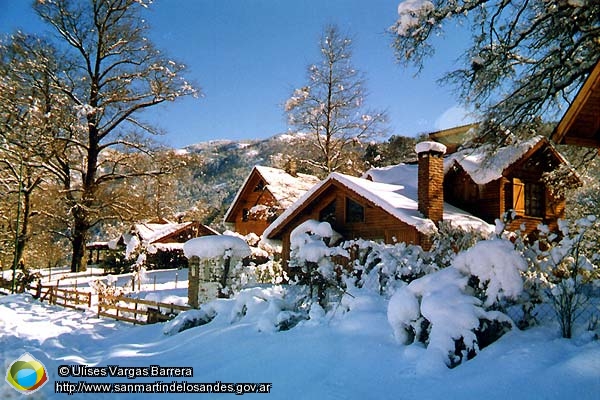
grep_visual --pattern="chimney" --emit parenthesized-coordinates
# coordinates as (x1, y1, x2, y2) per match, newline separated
(416, 141, 447, 226)
(285, 158, 298, 177)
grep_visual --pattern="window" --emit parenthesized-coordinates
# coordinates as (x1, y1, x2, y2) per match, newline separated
(525, 182, 544, 218)
(512, 178, 544, 218)
(319, 200, 336, 224)
(345, 198, 364, 223)
(253, 180, 265, 192)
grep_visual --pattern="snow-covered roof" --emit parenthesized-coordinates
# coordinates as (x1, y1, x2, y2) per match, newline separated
(264, 169, 492, 239)
(443, 136, 545, 185)
(133, 221, 193, 244)
(224, 165, 320, 221)
(254, 166, 320, 208)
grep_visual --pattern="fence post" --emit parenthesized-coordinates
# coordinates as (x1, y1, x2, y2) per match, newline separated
(154, 275, 157, 291)
(188, 256, 200, 309)
(35, 280, 42, 299)
(98, 294, 101, 318)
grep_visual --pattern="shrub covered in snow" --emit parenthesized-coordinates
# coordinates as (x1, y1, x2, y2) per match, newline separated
(289, 220, 348, 307)
(163, 308, 216, 336)
(509, 216, 600, 338)
(340, 239, 431, 296)
(387, 238, 524, 368)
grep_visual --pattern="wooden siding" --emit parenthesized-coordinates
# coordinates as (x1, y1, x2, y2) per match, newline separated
(445, 144, 567, 235)
(276, 183, 421, 270)
(229, 172, 280, 236)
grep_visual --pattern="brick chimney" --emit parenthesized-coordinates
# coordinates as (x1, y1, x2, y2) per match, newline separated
(416, 141, 447, 226)
(285, 158, 298, 177)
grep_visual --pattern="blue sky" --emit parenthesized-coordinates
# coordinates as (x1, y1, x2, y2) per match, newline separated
(0, 0, 473, 148)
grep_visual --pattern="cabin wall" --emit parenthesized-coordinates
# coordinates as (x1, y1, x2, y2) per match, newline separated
(277, 185, 421, 270)
(231, 176, 279, 236)
(445, 148, 567, 236)
(444, 168, 502, 223)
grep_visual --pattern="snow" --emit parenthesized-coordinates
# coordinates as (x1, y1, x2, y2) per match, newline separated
(415, 140, 447, 154)
(224, 165, 320, 222)
(395, 0, 435, 36)
(183, 234, 251, 259)
(254, 166, 320, 209)
(265, 169, 492, 238)
(1, 282, 599, 399)
(453, 239, 527, 306)
(132, 221, 193, 244)
(444, 136, 545, 185)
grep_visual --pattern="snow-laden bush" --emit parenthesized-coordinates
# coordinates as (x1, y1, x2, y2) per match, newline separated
(163, 308, 216, 336)
(509, 216, 600, 337)
(387, 239, 524, 368)
(340, 239, 431, 296)
(427, 221, 490, 268)
(289, 220, 348, 307)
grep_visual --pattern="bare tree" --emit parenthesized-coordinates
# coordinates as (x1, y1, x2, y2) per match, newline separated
(33, 0, 199, 271)
(285, 25, 387, 176)
(390, 0, 599, 145)
(0, 33, 63, 274)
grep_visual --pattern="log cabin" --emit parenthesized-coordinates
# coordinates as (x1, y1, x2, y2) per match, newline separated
(264, 142, 493, 268)
(264, 136, 579, 269)
(87, 218, 219, 271)
(442, 136, 580, 233)
(551, 59, 600, 148)
(224, 165, 320, 236)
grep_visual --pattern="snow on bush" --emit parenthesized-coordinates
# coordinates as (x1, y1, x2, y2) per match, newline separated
(508, 216, 600, 337)
(163, 308, 216, 336)
(341, 239, 429, 295)
(289, 220, 348, 306)
(453, 240, 527, 307)
(387, 239, 522, 368)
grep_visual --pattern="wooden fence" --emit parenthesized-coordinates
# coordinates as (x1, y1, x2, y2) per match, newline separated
(32, 282, 92, 311)
(97, 294, 191, 325)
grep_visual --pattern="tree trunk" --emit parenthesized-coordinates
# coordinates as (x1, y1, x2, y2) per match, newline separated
(70, 219, 88, 273)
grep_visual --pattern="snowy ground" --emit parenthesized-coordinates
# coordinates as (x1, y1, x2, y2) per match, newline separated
(1, 269, 599, 399)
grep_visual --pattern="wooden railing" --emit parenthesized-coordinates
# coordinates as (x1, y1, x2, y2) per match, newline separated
(97, 294, 191, 325)
(32, 283, 92, 311)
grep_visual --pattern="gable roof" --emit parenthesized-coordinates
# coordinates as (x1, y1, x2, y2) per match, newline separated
(427, 123, 480, 154)
(552, 59, 600, 147)
(443, 136, 576, 185)
(264, 170, 492, 240)
(129, 220, 218, 245)
(224, 165, 320, 222)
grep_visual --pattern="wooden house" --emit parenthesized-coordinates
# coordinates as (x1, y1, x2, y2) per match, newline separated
(224, 165, 320, 236)
(87, 218, 219, 271)
(552, 59, 600, 148)
(264, 135, 579, 269)
(442, 136, 579, 233)
(264, 142, 492, 268)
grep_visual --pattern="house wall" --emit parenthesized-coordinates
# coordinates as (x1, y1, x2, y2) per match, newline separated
(230, 174, 280, 236)
(276, 184, 421, 270)
(444, 168, 502, 223)
(444, 149, 566, 235)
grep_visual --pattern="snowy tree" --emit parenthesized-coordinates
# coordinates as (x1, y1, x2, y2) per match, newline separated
(390, 0, 599, 145)
(32, 0, 199, 272)
(285, 25, 387, 176)
(0, 33, 66, 273)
